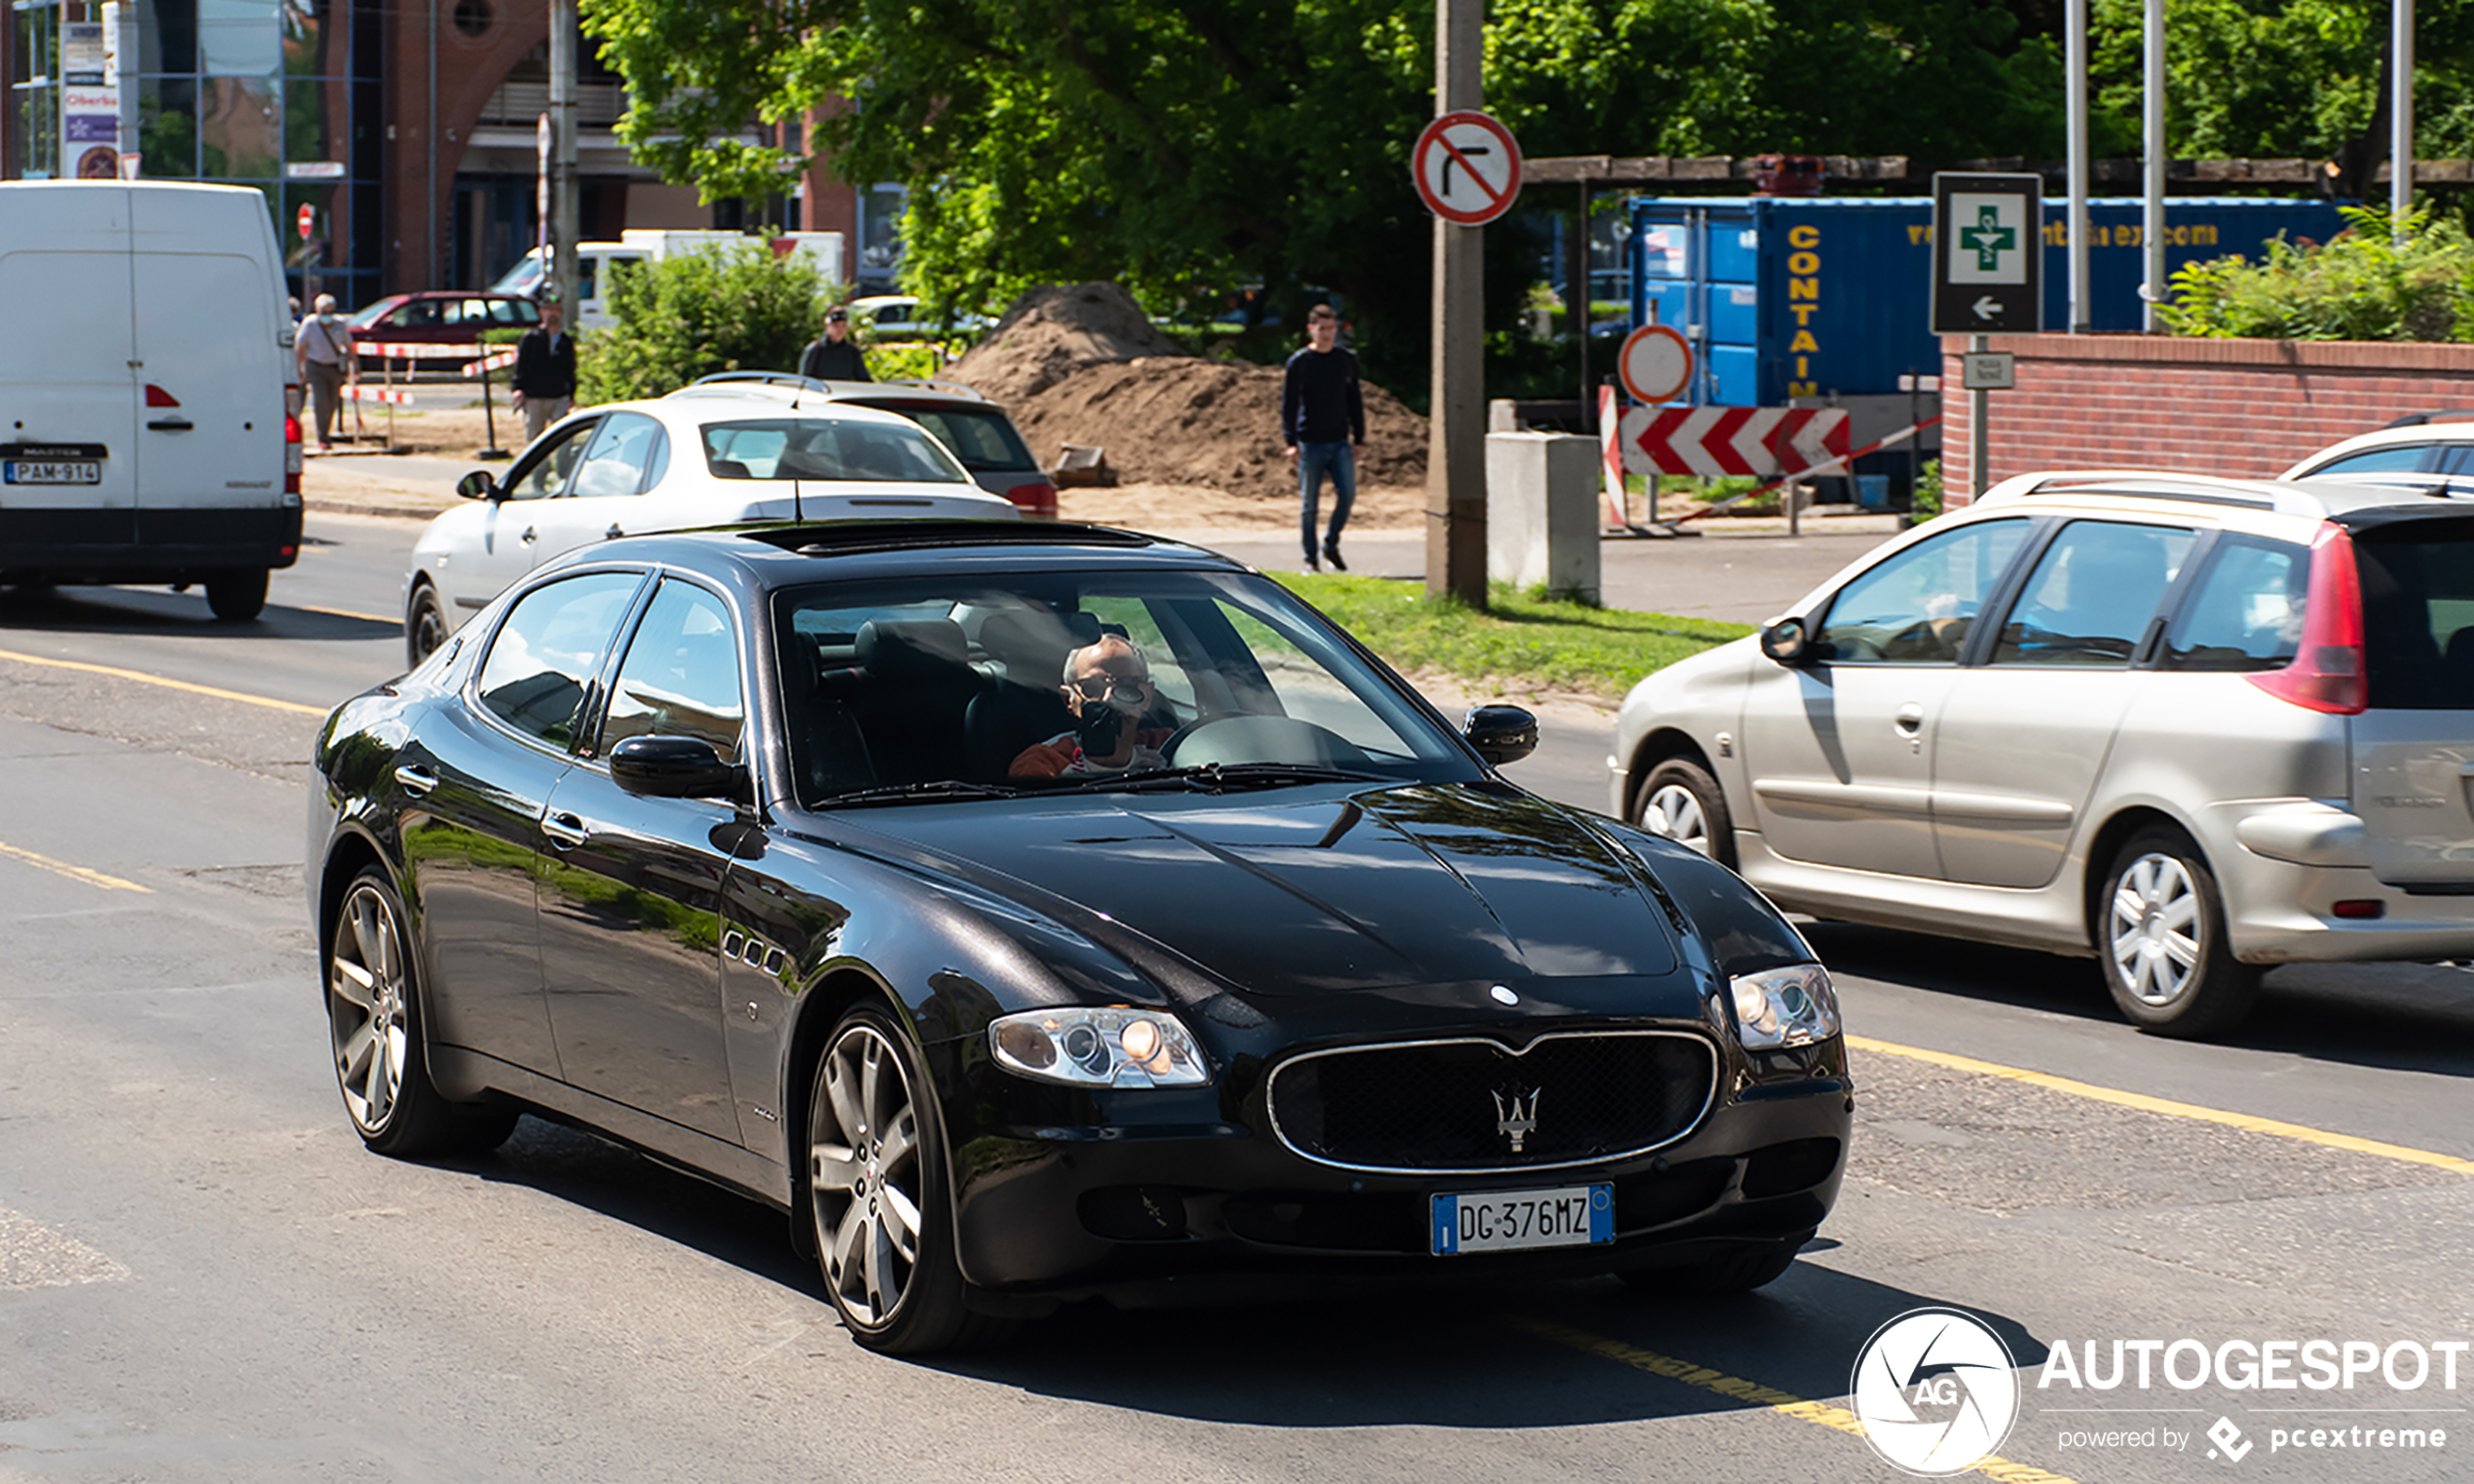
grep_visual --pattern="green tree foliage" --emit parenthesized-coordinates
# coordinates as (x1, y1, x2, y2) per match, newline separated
(578, 245, 833, 404)
(2158, 205, 2474, 340)
(578, 0, 2069, 394)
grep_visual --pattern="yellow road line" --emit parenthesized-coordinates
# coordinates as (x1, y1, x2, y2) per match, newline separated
(297, 604, 396, 624)
(1510, 1317, 2080, 1484)
(0, 839, 149, 893)
(0, 648, 328, 717)
(1848, 1033, 2474, 1176)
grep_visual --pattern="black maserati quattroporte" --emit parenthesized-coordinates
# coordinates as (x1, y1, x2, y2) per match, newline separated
(308, 521, 1852, 1354)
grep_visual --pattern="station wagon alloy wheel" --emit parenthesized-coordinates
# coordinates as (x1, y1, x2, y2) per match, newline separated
(1634, 759, 1734, 866)
(2098, 830, 2260, 1038)
(2110, 851, 2201, 1006)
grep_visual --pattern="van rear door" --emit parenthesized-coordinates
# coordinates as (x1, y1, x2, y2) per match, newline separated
(2347, 513, 2474, 887)
(129, 188, 286, 548)
(0, 185, 139, 554)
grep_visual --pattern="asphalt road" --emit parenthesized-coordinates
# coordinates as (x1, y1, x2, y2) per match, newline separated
(1, 516, 2470, 1483)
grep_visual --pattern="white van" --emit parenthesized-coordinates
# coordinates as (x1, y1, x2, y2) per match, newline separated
(489, 230, 845, 331)
(0, 181, 301, 620)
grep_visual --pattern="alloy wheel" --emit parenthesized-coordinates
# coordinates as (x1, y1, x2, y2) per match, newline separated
(1640, 783, 1711, 856)
(329, 881, 411, 1133)
(2109, 851, 2201, 1006)
(811, 1023, 925, 1328)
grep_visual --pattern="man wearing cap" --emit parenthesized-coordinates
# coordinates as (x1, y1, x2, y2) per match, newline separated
(799, 306, 873, 383)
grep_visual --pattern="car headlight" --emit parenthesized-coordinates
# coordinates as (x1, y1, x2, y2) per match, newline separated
(1728, 964, 1841, 1049)
(989, 1007, 1211, 1089)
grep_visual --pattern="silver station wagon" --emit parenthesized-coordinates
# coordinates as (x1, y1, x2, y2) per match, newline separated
(1612, 472, 2474, 1038)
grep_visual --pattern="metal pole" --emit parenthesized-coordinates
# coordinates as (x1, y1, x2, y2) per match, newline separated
(2392, 0, 2415, 239)
(427, 0, 437, 286)
(549, 0, 581, 318)
(1969, 334, 1991, 498)
(1574, 179, 1591, 430)
(2141, 0, 2165, 332)
(1426, 0, 1486, 606)
(2066, 0, 2091, 332)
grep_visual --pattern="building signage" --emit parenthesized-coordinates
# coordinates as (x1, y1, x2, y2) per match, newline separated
(1930, 172, 2043, 335)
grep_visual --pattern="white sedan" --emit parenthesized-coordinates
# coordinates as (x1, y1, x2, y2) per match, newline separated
(402, 395, 1017, 663)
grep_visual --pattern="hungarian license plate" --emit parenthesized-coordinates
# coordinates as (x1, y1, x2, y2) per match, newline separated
(3, 461, 102, 485)
(1431, 1183, 1613, 1255)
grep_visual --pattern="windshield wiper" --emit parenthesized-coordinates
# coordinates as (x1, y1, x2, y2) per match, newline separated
(816, 779, 1025, 808)
(1041, 761, 1383, 795)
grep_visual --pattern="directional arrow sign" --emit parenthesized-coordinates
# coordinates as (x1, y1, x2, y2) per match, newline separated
(1930, 172, 2043, 336)
(1618, 406, 1850, 477)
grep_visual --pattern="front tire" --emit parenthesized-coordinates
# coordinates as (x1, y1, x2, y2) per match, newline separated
(206, 568, 268, 621)
(405, 581, 450, 668)
(2098, 828, 2260, 1039)
(326, 868, 517, 1156)
(1632, 757, 1735, 867)
(806, 1006, 1010, 1354)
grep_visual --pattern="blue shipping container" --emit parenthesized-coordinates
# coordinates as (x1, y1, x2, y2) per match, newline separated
(1629, 197, 2345, 407)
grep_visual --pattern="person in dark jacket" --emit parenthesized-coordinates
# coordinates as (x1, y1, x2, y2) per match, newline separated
(1279, 303, 1365, 572)
(799, 307, 873, 383)
(511, 299, 578, 442)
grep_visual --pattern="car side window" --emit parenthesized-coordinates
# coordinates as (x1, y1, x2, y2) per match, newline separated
(2440, 445, 2474, 476)
(568, 412, 662, 500)
(504, 417, 603, 501)
(1989, 520, 2195, 667)
(2311, 445, 2432, 476)
(601, 580, 744, 760)
(394, 300, 439, 328)
(2160, 538, 2305, 671)
(474, 572, 646, 750)
(1810, 520, 2029, 664)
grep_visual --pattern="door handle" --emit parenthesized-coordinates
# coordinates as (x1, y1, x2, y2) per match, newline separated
(1893, 704, 1927, 734)
(147, 418, 194, 431)
(519, 526, 539, 544)
(393, 764, 438, 797)
(542, 811, 589, 848)
(604, 523, 624, 540)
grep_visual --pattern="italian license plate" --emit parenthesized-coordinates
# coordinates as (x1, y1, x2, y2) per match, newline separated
(3, 461, 102, 485)
(1431, 1183, 1613, 1255)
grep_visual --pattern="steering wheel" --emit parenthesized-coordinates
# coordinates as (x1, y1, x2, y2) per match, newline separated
(1160, 715, 1369, 768)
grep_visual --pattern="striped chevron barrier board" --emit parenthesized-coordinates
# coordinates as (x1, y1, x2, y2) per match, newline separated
(339, 385, 415, 404)
(464, 350, 518, 377)
(1618, 406, 1850, 478)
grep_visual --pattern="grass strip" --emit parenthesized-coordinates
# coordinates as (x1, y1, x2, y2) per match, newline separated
(1271, 575, 1750, 703)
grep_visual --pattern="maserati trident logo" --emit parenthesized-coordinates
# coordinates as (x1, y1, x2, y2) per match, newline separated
(1492, 1086, 1540, 1152)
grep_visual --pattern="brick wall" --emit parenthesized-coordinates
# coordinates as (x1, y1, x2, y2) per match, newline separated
(1938, 334, 2474, 501)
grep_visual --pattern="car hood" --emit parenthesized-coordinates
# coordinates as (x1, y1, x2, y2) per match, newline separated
(852, 782, 1681, 995)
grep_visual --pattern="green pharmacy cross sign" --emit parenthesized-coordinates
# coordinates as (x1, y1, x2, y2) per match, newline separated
(1960, 206, 2016, 273)
(1930, 171, 2043, 336)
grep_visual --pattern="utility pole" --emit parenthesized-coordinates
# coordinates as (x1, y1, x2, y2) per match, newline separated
(2140, 0, 2164, 332)
(1427, 0, 1486, 606)
(2392, 0, 2416, 239)
(548, 0, 581, 318)
(2065, 0, 2090, 332)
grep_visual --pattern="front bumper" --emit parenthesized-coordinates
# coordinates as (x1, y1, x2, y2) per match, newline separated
(939, 1040, 1853, 1300)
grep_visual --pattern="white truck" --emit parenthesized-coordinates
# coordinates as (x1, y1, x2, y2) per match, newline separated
(0, 181, 301, 620)
(490, 230, 846, 330)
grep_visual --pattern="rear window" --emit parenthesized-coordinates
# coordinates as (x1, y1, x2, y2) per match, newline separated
(861, 402, 1038, 473)
(697, 418, 971, 484)
(2161, 538, 2305, 672)
(2357, 519, 2474, 710)
(2308, 444, 2431, 477)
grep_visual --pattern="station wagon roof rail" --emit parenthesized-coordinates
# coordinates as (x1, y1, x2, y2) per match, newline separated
(1979, 470, 2455, 519)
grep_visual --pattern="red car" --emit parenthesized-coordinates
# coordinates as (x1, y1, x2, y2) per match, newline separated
(346, 292, 542, 373)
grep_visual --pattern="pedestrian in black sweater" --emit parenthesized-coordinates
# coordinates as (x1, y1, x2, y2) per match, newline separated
(799, 307, 873, 383)
(1279, 303, 1365, 571)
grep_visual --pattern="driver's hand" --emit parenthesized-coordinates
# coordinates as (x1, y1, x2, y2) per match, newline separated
(1009, 741, 1075, 779)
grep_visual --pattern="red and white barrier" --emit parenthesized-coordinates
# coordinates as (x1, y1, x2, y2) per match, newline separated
(1619, 405, 1851, 478)
(1597, 385, 1628, 528)
(357, 341, 491, 360)
(339, 385, 415, 404)
(464, 350, 518, 377)
(1665, 416, 1944, 526)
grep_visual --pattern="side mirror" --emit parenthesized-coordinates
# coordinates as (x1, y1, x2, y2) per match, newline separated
(456, 469, 502, 501)
(1759, 616, 1811, 665)
(1462, 704, 1539, 766)
(610, 735, 746, 800)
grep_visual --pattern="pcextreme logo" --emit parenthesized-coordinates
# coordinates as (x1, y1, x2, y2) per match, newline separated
(1852, 1307, 2022, 1475)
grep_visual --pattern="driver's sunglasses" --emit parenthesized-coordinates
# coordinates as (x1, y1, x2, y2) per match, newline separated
(1071, 675, 1151, 701)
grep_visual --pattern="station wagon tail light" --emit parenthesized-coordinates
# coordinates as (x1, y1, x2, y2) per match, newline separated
(990, 1007, 1210, 1088)
(2247, 523, 2366, 716)
(1006, 480, 1059, 519)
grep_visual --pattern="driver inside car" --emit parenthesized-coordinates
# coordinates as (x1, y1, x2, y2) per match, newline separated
(1008, 636, 1179, 778)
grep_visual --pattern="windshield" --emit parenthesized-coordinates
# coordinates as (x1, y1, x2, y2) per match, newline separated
(699, 418, 971, 484)
(492, 254, 546, 296)
(773, 570, 1479, 805)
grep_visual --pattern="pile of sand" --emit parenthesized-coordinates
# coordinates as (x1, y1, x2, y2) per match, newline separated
(946, 282, 1428, 504)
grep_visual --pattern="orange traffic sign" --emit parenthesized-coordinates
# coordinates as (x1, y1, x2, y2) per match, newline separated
(1618, 323, 1694, 404)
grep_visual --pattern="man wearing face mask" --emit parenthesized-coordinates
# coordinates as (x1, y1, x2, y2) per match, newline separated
(1008, 636, 1176, 778)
